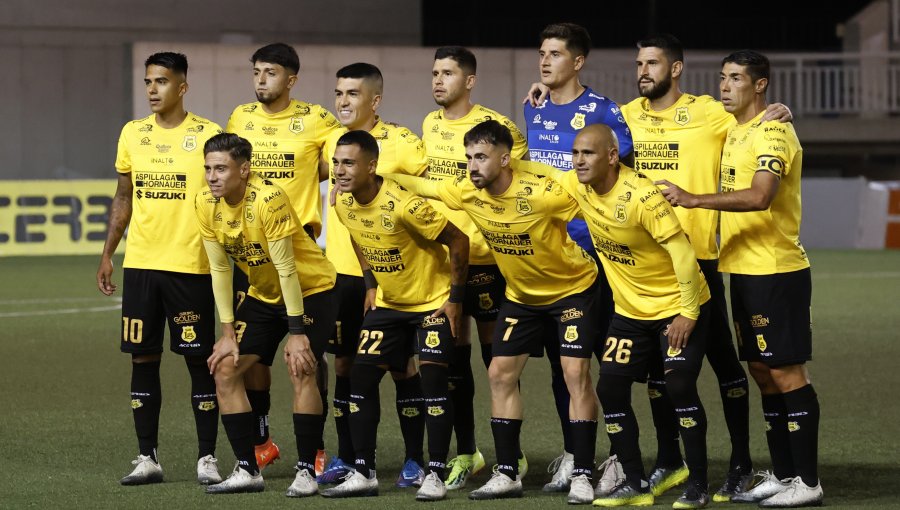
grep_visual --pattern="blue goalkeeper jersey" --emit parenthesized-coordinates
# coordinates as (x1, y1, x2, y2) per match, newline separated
(525, 86, 632, 253)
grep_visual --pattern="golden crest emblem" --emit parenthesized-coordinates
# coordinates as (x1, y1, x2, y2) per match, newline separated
(381, 213, 394, 231)
(333, 407, 343, 418)
(131, 399, 143, 409)
(289, 116, 304, 133)
(478, 292, 494, 310)
(648, 388, 662, 399)
(425, 330, 440, 349)
(197, 401, 216, 411)
(570, 112, 586, 130)
(182, 134, 197, 151)
(564, 325, 579, 342)
(680, 417, 698, 428)
(756, 334, 767, 352)
(181, 325, 196, 342)
(674, 107, 690, 126)
(516, 197, 532, 215)
(726, 387, 748, 398)
(667, 346, 682, 357)
(788, 421, 800, 432)
(428, 406, 445, 416)
(606, 423, 623, 434)
(349, 402, 359, 413)
(614, 203, 627, 223)
(402, 407, 420, 417)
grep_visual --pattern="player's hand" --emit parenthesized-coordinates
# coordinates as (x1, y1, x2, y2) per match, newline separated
(664, 314, 696, 350)
(284, 333, 316, 377)
(329, 184, 343, 207)
(97, 256, 117, 296)
(762, 103, 793, 123)
(522, 82, 550, 107)
(208, 325, 239, 374)
(363, 288, 377, 315)
(655, 179, 698, 208)
(432, 300, 462, 338)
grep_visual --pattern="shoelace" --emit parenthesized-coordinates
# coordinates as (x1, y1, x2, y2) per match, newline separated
(546, 454, 565, 474)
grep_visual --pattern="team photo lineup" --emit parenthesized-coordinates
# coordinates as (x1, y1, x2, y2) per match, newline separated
(95, 21, 823, 508)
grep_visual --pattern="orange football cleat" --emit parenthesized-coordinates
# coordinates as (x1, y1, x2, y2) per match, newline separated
(254, 438, 281, 471)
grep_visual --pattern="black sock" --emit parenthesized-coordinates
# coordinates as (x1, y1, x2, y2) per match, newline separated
(318, 357, 328, 451)
(783, 384, 820, 486)
(131, 360, 161, 462)
(246, 389, 270, 446)
(490, 417, 522, 479)
(394, 373, 425, 466)
(185, 357, 218, 459)
(598, 374, 645, 489)
(350, 364, 385, 478)
(421, 364, 453, 479)
(479, 342, 492, 370)
(293, 413, 321, 476)
(549, 356, 573, 453)
(666, 370, 708, 490)
(570, 420, 597, 479)
(718, 375, 752, 472)
(449, 345, 476, 455)
(647, 377, 683, 468)
(222, 412, 259, 475)
(762, 393, 795, 479)
(333, 374, 354, 462)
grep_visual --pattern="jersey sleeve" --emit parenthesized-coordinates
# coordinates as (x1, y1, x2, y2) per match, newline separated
(260, 185, 298, 241)
(500, 117, 529, 159)
(114, 125, 131, 173)
(396, 129, 429, 176)
(225, 107, 240, 133)
(202, 239, 235, 323)
(660, 232, 704, 320)
(315, 108, 342, 147)
(601, 100, 633, 156)
(268, 236, 305, 317)
(194, 192, 217, 241)
(704, 99, 735, 139)
(544, 177, 581, 222)
(637, 185, 682, 244)
(754, 122, 792, 179)
(401, 196, 448, 241)
(510, 158, 565, 181)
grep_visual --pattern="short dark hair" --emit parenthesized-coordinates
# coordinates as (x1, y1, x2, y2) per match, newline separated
(336, 130, 380, 160)
(336, 63, 384, 94)
(145, 52, 188, 76)
(463, 120, 514, 151)
(637, 34, 684, 64)
(204, 133, 252, 163)
(540, 23, 592, 58)
(434, 46, 477, 75)
(722, 50, 770, 90)
(251, 43, 300, 75)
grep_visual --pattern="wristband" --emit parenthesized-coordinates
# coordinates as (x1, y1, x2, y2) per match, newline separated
(448, 284, 466, 303)
(288, 315, 306, 335)
(363, 269, 378, 290)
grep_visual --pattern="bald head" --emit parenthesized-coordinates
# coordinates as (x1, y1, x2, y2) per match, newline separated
(575, 124, 619, 152)
(571, 124, 620, 188)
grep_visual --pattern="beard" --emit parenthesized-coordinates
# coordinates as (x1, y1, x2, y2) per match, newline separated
(255, 90, 280, 105)
(639, 74, 673, 100)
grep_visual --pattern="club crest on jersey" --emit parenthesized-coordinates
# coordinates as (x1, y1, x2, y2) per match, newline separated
(425, 330, 440, 349)
(667, 346, 682, 357)
(756, 334, 767, 351)
(674, 107, 690, 126)
(181, 326, 196, 342)
(564, 325, 579, 342)
(381, 214, 394, 231)
(570, 112, 586, 130)
(478, 293, 494, 310)
(182, 134, 197, 152)
(516, 197, 532, 215)
(289, 116, 304, 133)
(614, 203, 627, 223)
(245, 207, 255, 223)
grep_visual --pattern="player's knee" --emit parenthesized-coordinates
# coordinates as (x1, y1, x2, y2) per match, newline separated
(769, 363, 809, 392)
(419, 363, 448, 398)
(663, 369, 699, 402)
(350, 363, 385, 397)
(132, 353, 161, 364)
(596, 373, 631, 409)
(334, 355, 353, 376)
(747, 361, 774, 388)
(487, 359, 518, 391)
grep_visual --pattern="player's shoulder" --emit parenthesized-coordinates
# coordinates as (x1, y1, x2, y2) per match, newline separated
(195, 187, 219, 212)
(185, 113, 222, 134)
(122, 114, 155, 134)
(622, 166, 665, 207)
(378, 120, 420, 141)
(230, 101, 262, 118)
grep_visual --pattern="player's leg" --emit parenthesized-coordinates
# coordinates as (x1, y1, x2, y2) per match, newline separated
(391, 357, 426, 488)
(645, 352, 686, 495)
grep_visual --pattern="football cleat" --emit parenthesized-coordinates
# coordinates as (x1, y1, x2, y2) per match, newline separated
(568, 474, 595, 505)
(254, 438, 280, 471)
(445, 449, 487, 490)
(285, 468, 318, 498)
(649, 463, 689, 496)
(592, 481, 654, 507)
(205, 464, 264, 494)
(595, 455, 625, 497)
(712, 468, 754, 502)
(395, 458, 425, 488)
(315, 449, 327, 477)
(196, 454, 222, 485)
(758, 477, 823, 508)
(320, 470, 379, 498)
(317, 457, 353, 485)
(468, 468, 523, 500)
(416, 471, 448, 501)
(120, 454, 163, 486)
(543, 451, 575, 492)
(731, 471, 791, 503)
(672, 481, 710, 509)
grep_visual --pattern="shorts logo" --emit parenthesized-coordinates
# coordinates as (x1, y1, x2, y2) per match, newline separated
(564, 325, 579, 342)
(667, 346, 682, 357)
(570, 112, 586, 130)
(478, 293, 494, 310)
(422, 315, 446, 327)
(788, 421, 800, 432)
(182, 134, 197, 151)
(333, 408, 343, 418)
(131, 399, 143, 409)
(427, 405, 444, 416)
(756, 334, 767, 352)
(560, 307, 584, 322)
(751, 314, 770, 327)
(181, 326, 197, 342)
(614, 203, 627, 223)
(425, 330, 441, 349)
(349, 403, 359, 413)
(648, 388, 662, 399)
(402, 407, 420, 418)
(381, 214, 394, 231)
(679, 417, 697, 428)
(197, 401, 216, 411)
(726, 387, 747, 398)
(606, 423, 622, 434)
(289, 117, 304, 134)
(674, 107, 690, 126)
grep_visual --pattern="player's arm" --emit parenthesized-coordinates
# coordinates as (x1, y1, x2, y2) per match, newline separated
(268, 235, 317, 377)
(97, 173, 133, 296)
(656, 170, 780, 212)
(431, 221, 470, 337)
(659, 232, 704, 349)
(762, 103, 793, 123)
(350, 238, 378, 313)
(388, 174, 466, 212)
(509, 158, 564, 180)
(318, 153, 330, 182)
(522, 82, 550, 107)
(201, 238, 241, 374)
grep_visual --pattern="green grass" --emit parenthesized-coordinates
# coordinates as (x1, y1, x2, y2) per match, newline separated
(1, 250, 898, 508)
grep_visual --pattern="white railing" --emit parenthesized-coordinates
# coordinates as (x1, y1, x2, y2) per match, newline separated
(582, 52, 900, 118)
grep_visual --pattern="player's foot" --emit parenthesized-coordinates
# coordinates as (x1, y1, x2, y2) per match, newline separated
(120, 454, 163, 486)
(395, 458, 425, 488)
(672, 481, 710, 509)
(416, 471, 448, 501)
(254, 438, 280, 471)
(205, 464, 264, 494)
(315, 449, 327, 477)
(321, 471, 379, 498)
(649, 463, 689, 496)
(445, 449, 487, 490)
(568, 474, 595, 504)
(591, 481, 654, 507)
(711, 467, 753, 502)
(468, 468, 523, 500)
(731, 471, 791, 503)
(758, 477, 823, 508)
(594, 455, 625, 497)
(196, 454, 222, 485)
(317, 457, 353, 485)
(285, 468, 318, 498)
(543, 451, 575, 492)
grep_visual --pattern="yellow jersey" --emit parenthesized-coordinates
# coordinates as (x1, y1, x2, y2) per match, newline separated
(324, 118, 428, 276)
(115, 113, 222, 274)
(226, 99, 341, 238)
(195, 174, 336, 305)
(622, 94, 733, 260)
(719, 112, 808, 275)
(422, 105, 528, 265)
(334, 178, 450, 312)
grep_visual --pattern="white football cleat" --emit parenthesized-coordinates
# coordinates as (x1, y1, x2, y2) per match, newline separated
(320, 470, 379, 498)
(197, 455, 222, 485)
(594, 454, 625, 497)
(120, 454, 163, 486)
(542, 451, 574, 492)
(416, 471, 448, 501)
(205, 464, 264, 494)
(567, 473, 594, 504)
(468, 469, 523, 500)
(286, 468, 318, 498)
(759, 477, 823, 508)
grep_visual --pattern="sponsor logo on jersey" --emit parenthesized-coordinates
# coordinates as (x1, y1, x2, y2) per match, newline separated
(425, 330, 440, 349)
(515, 197, 532, 215)
(262, 126, 277, 136)
(401, 407, 419, 417)
(538, 133, 560, 143)
(606, 423, 622, 434)
(214, 212, 223, 222)
(667, 346, 682, 357)
(441, 130, 454, 140)
(174, 311, 200, 324)
(428, 406, 445, 416)
(564, 325, 579, 342)
(156, 144, 171, 154)
(765, 420, 772, 431)
(478, 293, 494, 310)
(360, 246, 404, 273)
(756, 334, 767, 352)
(532, 114, 542, 123)
(578, 102, 597, 113)
(227, 219, 240, 228)
(140, 137, 151, 145)
(242, 104, 257, 113)
(680, 417, 697, 428)
(483, 231, 534, 256)
(245, 121, 254, 130)
(422, 315, 447, 327)
(197, 401, 216, 411)
(289, 117, 304, 133)
(182, 135, 197, 152)
(138, 124, 153, 132)
(542, 120, 557, 130)
(674, 106, 690, 125)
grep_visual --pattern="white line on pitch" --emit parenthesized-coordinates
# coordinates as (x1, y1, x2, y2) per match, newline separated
(0, 297, 121, 305)
(0, 305, 121, 318)
(813, 271, 900, 279)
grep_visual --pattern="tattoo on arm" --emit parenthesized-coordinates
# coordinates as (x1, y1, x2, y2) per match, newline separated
(436, 223, 469, 286)
(102, 173, 133, 257)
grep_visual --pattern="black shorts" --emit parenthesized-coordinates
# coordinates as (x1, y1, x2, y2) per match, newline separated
(463, 265, 506, 322)
(328, 274, 366, 357)
(697, 259, 734, 353)
(598, 302, 711, 379)
(731, 269, 812, 367)
(120, 268, 215, 357)
(354, 307, 455, 372)
(234, 289, 337, 366)
(232, 265, 250, 311)
(492, 281, 600, 360)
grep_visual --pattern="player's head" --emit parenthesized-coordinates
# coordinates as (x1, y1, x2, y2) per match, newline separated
(144, 52, 188, 115)
(463, 120, 513, 189)
(333, 130, 380, 194)
(335, 63, 383, 130)
(251, 43, 299, 105)
(636, 34, 684, 100)
(720, 50, 770, 115)
(539, 23, 590, 89)
(572, 124, 620, 186)
(203, 133, 252, 201)
(432, 46, 477, 108)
